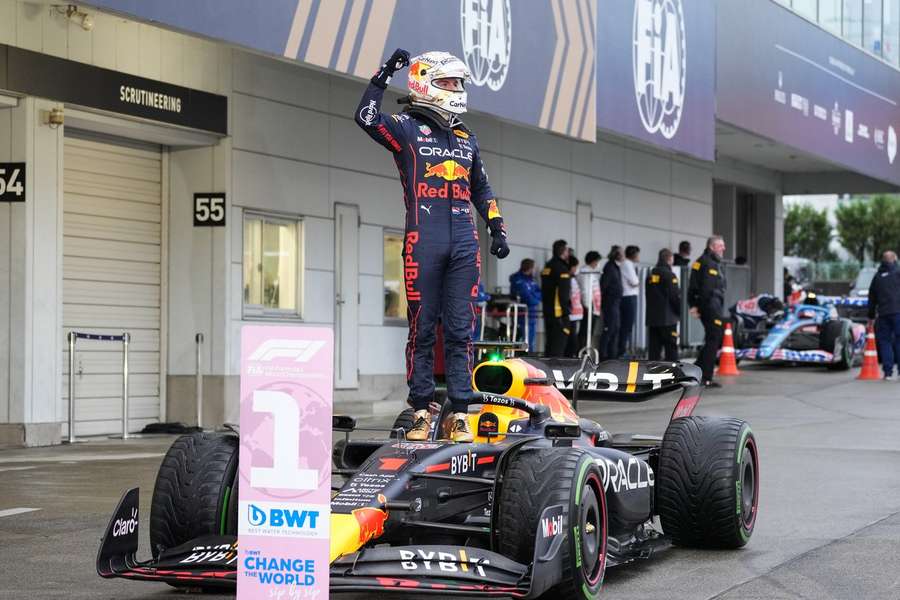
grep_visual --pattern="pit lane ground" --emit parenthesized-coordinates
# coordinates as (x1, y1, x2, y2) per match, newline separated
(1, 365, 898, 599)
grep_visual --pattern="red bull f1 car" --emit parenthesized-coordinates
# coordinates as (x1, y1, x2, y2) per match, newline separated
(97, 356, 759, 598)
(731, 294, 865, 368)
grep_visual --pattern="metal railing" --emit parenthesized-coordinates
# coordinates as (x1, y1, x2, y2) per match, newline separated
(195, 333, 204, 429)
(66, 331, 130, 443)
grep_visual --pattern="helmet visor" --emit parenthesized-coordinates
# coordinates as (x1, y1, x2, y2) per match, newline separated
(432, 77, 466, 92)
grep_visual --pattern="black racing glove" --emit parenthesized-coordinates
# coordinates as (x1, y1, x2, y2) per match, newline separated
(371, 48, 410, 89)
(489, 218, 509, 259)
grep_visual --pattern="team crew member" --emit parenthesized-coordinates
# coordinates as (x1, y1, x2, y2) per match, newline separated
(689, 235, 728, 387)
(618, 246, 641, 357)
(566, 255, 584, 357)
(509, 259, 542, 352)
(541, 240, 572, 356)
(577, 251, 603, 352)
(867, 251, 900, 380)
(599, 246, 623, 359)
(355, 48, 510, 442)
(646, 248, 681, 361)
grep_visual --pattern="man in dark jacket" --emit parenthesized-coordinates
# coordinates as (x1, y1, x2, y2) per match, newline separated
(355, 48, 510, 442)
(541, 240, 572, 356)
(510, 258, 542, 352)
(688, 236, 727, 387)
(867, 251, 900, 380)
(599, 246, 623, 359)
(646, 248, 681, 361)
(673, 240, 692, 267)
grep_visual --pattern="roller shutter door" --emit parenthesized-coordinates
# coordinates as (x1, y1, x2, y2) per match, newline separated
(62, 134, 163, 437)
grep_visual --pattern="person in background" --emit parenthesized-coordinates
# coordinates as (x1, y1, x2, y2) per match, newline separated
(646, 248, 681, 361)
(673, 240, 692, 267)
(567, 255, 584, 357)
(618, 245, 641, 358)
(689, 235, 728, 387)
(471, 282, 491, 339)
(783, 267, 796, 303)
(578, 250, 603, 353)
(541, 240, 572, 356)
(599, 245, 623, 360)
(509, 258, 541, 352)
(867, 250, 900, 381)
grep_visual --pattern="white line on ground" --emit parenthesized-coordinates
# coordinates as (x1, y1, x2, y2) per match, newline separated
(0, 452, 164, 465)
(0, 466, 37, 473)
(0, 508, 40, 518)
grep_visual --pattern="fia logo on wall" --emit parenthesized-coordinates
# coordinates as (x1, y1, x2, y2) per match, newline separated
(633, 0, 686, 140)
(460, 0, 511, 91)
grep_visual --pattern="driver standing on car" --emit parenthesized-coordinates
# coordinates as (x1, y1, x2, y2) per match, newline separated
(689, 235, 727, 387)
(355, 49, 510, 442)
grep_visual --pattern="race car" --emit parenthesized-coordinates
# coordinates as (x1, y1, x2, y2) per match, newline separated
(97, 356, 759, 599)
(732, 293, 865, 369)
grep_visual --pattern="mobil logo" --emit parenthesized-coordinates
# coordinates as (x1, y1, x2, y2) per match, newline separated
(541, 513, 564, 539)
(240, 501, 328, 539)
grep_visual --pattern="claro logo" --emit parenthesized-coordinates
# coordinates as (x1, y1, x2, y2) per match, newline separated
(249, 340, 325, 362)
(633, 0, 686, 140)
(113, 507, 138, 538)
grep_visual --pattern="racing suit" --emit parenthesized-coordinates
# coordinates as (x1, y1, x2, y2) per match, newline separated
(355, 81, 506, 412)
(688, 249, 727, 382)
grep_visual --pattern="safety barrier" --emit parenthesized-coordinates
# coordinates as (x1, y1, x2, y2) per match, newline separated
(66, 331, 131, 443)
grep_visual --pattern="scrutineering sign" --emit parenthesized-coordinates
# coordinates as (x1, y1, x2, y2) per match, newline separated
(238, 326, 333, 599)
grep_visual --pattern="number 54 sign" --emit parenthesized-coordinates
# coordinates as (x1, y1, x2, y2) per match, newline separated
(239, 326, 333, 599)
(0, 163, 26, 202)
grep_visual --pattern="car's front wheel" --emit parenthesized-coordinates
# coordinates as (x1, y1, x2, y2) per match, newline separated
(657, 416, 759, 548)
(149, 432, 239, 560)
(496, 447, 607, 599)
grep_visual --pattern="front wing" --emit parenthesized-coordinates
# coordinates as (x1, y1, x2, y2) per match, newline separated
(736, 347, 835, 363)
(98, 488, 567, 598)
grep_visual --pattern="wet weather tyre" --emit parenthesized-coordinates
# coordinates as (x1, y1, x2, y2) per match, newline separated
(657, 417, 759, 548)
(497, 448, 607, 599)
(149, 432, 239, 559)
(821, 320, 852, 370)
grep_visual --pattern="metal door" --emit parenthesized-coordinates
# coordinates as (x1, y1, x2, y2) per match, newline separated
(334, 204, 359, 388)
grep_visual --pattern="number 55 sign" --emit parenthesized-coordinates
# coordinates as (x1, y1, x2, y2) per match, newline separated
(194, 193, 226, 226)
(239, 326, 333, 599)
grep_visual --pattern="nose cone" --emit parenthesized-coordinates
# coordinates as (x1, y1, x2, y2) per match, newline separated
(329, 507, 389, 562)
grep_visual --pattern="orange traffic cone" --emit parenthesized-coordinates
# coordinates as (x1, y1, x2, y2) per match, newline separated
(717, 322, 741, 376)
(857, 324, 881, 380)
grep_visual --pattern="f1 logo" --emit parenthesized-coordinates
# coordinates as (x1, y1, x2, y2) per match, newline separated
(249, 340, 326, 363)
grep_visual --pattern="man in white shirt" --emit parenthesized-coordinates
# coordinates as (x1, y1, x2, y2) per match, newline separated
(578, 250, 603, 353)
(618, 245, 641, 357)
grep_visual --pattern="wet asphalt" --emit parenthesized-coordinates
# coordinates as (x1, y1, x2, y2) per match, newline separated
(1, 364, 898, 600)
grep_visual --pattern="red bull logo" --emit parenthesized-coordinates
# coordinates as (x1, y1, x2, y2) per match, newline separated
(416, 182, 470, 201)
(351, 506, 388, 545)
(404, 232, 421, 301)
(423, 160, 470, 182)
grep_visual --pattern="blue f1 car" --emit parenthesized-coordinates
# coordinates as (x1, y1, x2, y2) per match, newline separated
(731, 294, 865, 369)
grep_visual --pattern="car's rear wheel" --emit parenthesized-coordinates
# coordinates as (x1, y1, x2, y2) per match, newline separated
(657, 416, 758, 548)
(149, 432, 239, 559)
(496, 448, 607, 599)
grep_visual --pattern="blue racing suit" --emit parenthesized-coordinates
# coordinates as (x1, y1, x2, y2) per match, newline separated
(509, 270, 541, 351)
(355, 82, 506, 412)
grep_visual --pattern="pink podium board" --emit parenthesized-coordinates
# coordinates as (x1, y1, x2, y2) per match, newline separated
(238, 326, 333, 599)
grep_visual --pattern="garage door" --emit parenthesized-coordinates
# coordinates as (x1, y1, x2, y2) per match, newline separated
(62, 134, 163, 437)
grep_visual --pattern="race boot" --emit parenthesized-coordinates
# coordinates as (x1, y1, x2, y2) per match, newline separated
(406, 410, 432, 441)
(442, 412, 474, 443)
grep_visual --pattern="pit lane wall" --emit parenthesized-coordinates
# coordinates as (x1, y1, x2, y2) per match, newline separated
(0, 2, 779, 444)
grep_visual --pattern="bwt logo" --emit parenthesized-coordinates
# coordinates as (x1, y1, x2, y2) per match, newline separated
(248, 504, 320, 530)
(633, 0, 686, 140)
(249, 339, 325, 362)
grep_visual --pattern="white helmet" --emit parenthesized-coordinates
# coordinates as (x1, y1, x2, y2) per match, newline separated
(407, 51, 470, 116)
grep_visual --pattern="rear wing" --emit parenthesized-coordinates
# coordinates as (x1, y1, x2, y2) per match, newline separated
(520, 357, 703, 421)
